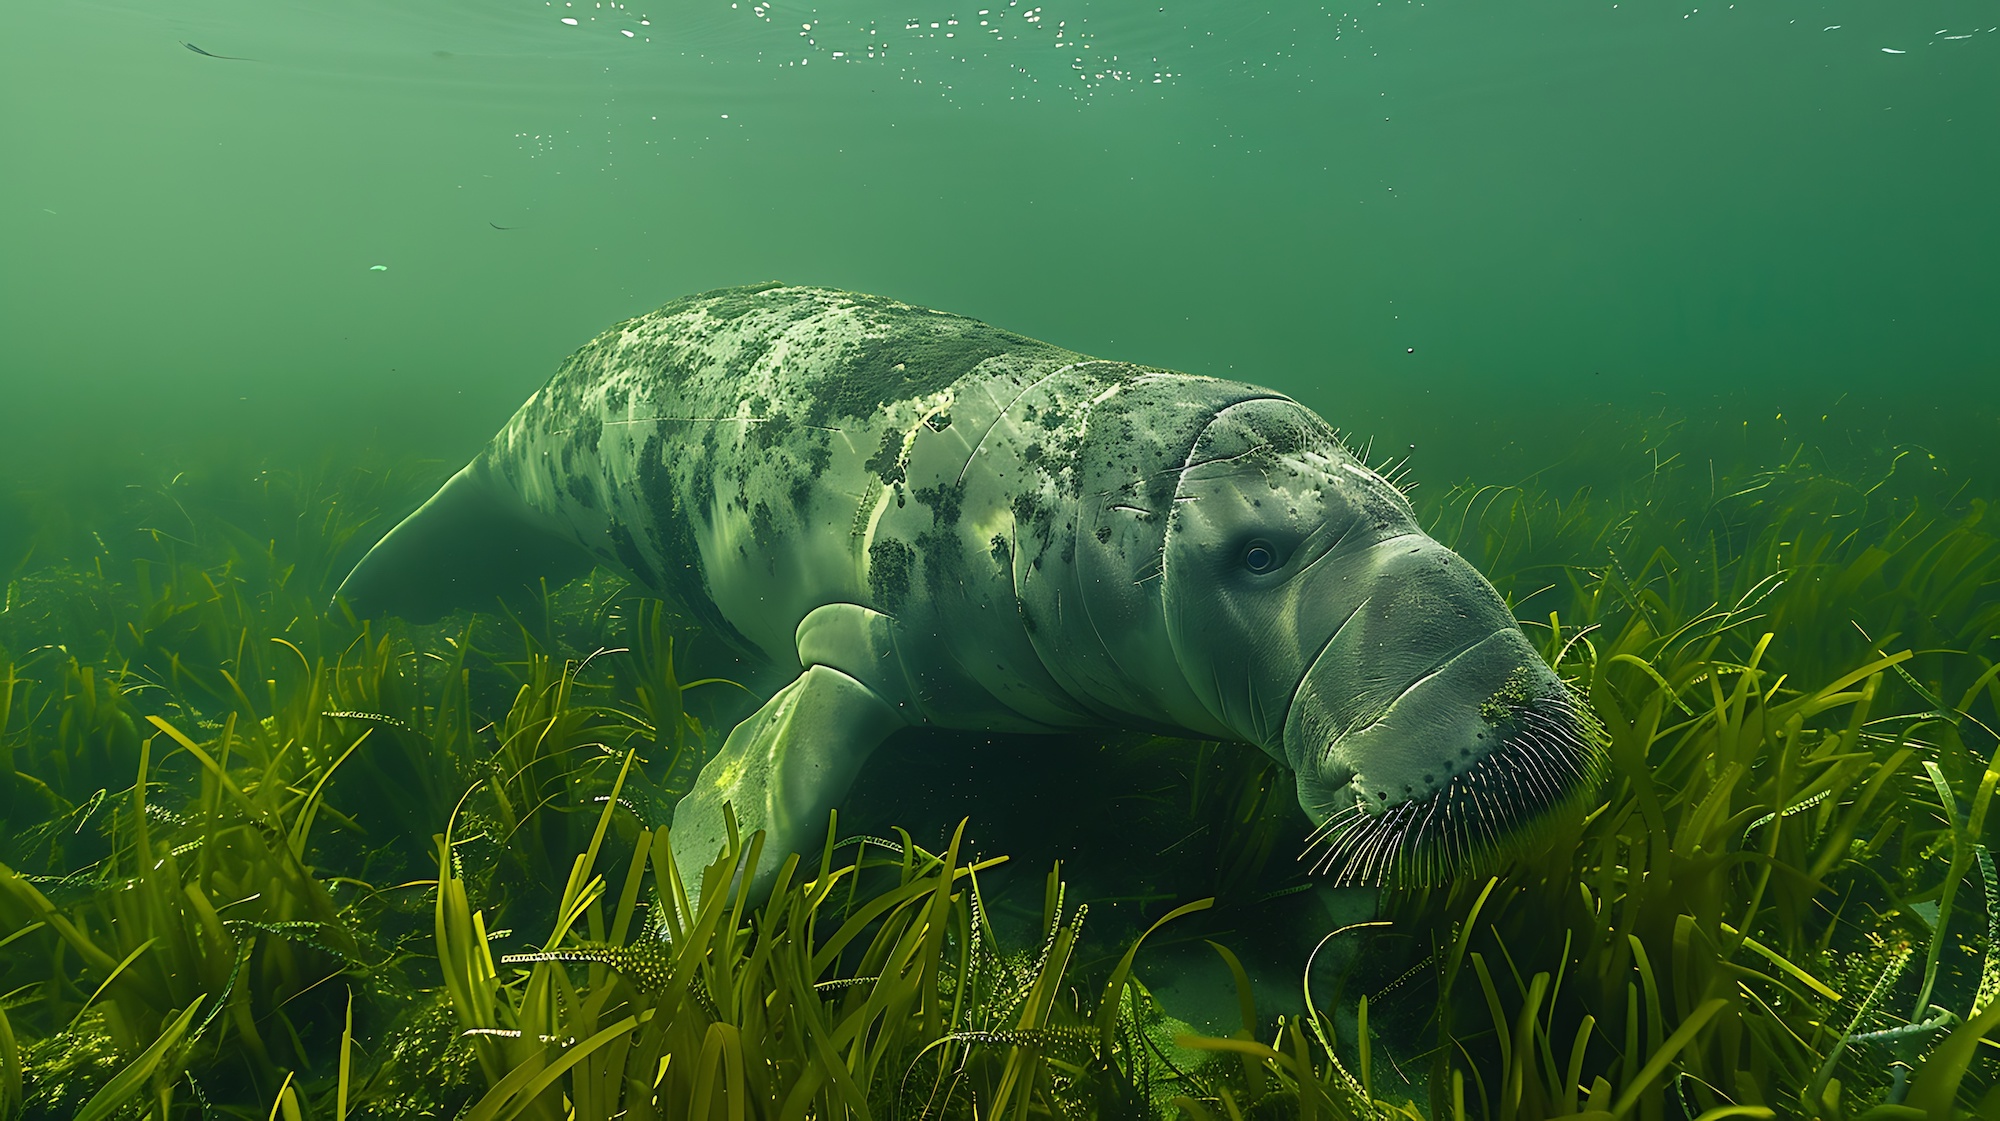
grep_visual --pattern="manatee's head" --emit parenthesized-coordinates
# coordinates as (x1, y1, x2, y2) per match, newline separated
(1159, 398, 1603, 887)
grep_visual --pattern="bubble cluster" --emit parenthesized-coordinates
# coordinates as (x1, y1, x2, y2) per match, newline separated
(542, 0, 1186, 104)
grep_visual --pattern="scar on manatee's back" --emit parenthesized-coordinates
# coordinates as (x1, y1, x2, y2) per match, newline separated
(864, 429, 906, 485)
(807, 315, 1056, 426)
(912, 481, 966, 529)
(868, 537, 915, 611)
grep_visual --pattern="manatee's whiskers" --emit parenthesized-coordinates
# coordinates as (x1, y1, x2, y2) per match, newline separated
(1299, 690, 1606, 889)
(1367, 803, 1418, 884)
(1345, 814, 1390, 886)
(1522, 704, 1607, 785)
(1408, 787, 1444, 877)
(1305, 804, 1383, 882)
(1302, 799, 1365, 845)
(1341, 822, 1391, 886)
(1299, 802, 1368, 873)
(1506, 732, 1568, 807)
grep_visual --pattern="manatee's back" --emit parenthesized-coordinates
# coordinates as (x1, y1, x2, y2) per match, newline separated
(335, 284, 1075, 657)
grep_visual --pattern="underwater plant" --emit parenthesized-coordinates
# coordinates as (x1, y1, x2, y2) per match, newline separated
(0, 410, 1992, 1118)
(0, 715, 365, 1116)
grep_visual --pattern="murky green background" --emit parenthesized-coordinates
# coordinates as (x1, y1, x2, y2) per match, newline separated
(3, 0, 1995, 483)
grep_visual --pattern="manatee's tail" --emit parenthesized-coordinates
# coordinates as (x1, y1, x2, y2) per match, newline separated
(335, 462, 590, 621)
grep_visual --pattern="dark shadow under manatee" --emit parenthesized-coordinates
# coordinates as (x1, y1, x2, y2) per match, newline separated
(836, 725, 1432, 1075)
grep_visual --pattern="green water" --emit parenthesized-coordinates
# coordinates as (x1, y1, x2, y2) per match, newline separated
(2, 2, 1998, 1118)
(6, 1, 1996, 470)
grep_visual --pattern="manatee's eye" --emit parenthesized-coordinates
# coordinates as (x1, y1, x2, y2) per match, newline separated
(1242, 539, 1280, 574)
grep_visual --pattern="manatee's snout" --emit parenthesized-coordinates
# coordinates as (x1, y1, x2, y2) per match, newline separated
(1283, 535, 1602, 886)
(1152, 393, 1600, 886)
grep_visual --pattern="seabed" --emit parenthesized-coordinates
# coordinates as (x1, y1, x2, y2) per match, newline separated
(0, 411, 1995, 1119)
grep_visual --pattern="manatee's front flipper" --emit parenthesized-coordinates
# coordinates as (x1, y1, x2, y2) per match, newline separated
(335, 462, 589, 620)
(669, 663, 907, 901)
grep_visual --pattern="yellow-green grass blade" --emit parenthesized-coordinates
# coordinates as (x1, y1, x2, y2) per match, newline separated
(1904, 999, 2000, 1118)
(1608, 997, 1727, 1120)
(468, 1013, 644, 1121)
(0, 999, 19, 1121)
(73, 995, 205, 1121)
(1717, 923, 1842, 1004)
(66, 936, 158, 1031)
(1092, 896, 1212, 1050)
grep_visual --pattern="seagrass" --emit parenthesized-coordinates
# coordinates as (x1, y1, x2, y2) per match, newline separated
(0, 416, 1992, 1118)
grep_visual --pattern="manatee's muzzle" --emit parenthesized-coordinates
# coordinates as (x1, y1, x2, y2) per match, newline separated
(1280, 542, 1604, 886)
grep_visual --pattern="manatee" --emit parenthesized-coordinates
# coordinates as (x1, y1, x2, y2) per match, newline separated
(337, 283, 1603, 898)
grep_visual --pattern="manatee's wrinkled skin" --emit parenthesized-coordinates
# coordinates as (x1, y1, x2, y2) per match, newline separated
(338, 284, 1600, 899)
